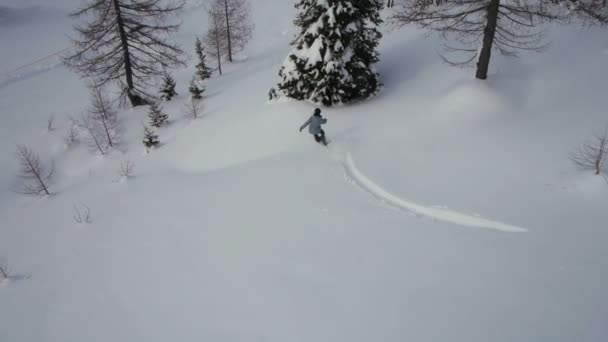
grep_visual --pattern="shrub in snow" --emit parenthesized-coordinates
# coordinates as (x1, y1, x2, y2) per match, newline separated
(160, 73, 178, 101)
(73, 203, 92, 224)
(148, 103, 169, 128)
(268, 88, 278, 101)
(118, 160, 135, 179)
(143, 126, 160, 151)
(571, 128, 608, 176)
(47, 115, 55, 132)
(14, 145, 54, 196)
(0, 258, 10, 281)
(274, 0, 383, 106)
(64, 118, 80, 147)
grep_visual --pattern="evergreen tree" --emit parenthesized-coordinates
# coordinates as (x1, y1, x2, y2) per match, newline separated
(195, 38, 214, 81)
(189, 77, 205, 100)
(148, 103, 168, 128)
(143, 126, 159, 151)
(275, 0, 383, 106)
(160, 73, 178, 101)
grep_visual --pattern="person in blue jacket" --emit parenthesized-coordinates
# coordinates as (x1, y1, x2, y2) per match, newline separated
(299, 108, 328, 146)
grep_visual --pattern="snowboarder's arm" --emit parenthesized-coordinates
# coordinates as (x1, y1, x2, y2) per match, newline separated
(299, 118, 311, 132)
(321, 118, 327, 124)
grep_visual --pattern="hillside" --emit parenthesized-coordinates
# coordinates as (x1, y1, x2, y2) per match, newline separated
(1, 1, 607, 341)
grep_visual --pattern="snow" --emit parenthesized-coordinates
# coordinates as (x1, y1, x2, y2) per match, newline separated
(342, 152, 527, 232)
(1, 1, 607, 342)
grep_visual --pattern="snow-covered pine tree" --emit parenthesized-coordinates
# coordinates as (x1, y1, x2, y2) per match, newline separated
(189, 77, 205, 100)
(160, 73, 178, 101)
(143, 126, 159, 151)
(195, 37, 214, 81)
(275, 0, 383, 106)
(148, 103, 168, 128)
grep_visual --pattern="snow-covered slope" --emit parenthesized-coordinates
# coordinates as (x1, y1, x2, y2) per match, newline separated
(1, 1, 607, 341)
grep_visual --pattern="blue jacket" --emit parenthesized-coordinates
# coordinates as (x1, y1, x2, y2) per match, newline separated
(300, 115, 327, 135)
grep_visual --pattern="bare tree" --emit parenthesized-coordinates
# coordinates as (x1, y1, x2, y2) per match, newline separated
(80, 87, 119, 154)
(81, 114, 108, 155)
(14, 145, 54, 196)
(183, 98, 204, 119)
(208, 0, 254, 62)
(571, 128, 608, 175)
(204, 5, 228, 75)
(391, 1, 567, 79)
(561, 0, 608, 24)
(64, 0, 186, 107)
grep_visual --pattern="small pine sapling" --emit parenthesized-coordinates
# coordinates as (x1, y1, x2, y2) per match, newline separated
(189, 77, 205, 100)
(148, 103, 169, 128)
(195, 37, 214, 81)
(143, 126, 160, 151)
(160, 73, 178, 101)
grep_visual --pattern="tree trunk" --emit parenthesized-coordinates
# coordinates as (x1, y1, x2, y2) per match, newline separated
(112, 0, 145, 106)
(214, 14, 223, 75)
(223, 0, 233, 62)
(475, 0, 500, 80)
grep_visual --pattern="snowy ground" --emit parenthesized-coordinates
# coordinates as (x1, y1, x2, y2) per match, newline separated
(1, 1, 607, 341)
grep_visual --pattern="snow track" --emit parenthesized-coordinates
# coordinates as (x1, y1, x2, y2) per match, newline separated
(343, 153, 527, 233)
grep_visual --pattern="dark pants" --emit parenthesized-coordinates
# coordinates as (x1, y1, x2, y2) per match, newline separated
(314, 130, 327, 145)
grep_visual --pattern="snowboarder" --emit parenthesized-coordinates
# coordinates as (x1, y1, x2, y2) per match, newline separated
(299, 108, 328, 146)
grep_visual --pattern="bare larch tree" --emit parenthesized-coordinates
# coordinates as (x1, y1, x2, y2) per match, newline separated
(183, 97, 204, 119)
(571, 128, 608, 175)
(208, 0, 253, 62)
(15, 145, 54, 196)
(64, 0, 186, 107)
(81, 87, 119, 155)
(558, 0, 608, 24)
(391, 1, 567, 79)
(204, 6, 228, 75)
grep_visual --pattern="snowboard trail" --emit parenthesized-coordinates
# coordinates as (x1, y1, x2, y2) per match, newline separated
(343, 153, 527, 233)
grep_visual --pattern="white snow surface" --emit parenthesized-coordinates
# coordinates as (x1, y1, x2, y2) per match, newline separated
(342, 153, 527, 232)
(1, 1, 607, 342)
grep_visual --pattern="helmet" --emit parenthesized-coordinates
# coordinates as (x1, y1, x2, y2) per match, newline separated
(314, 108, 321, 116)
